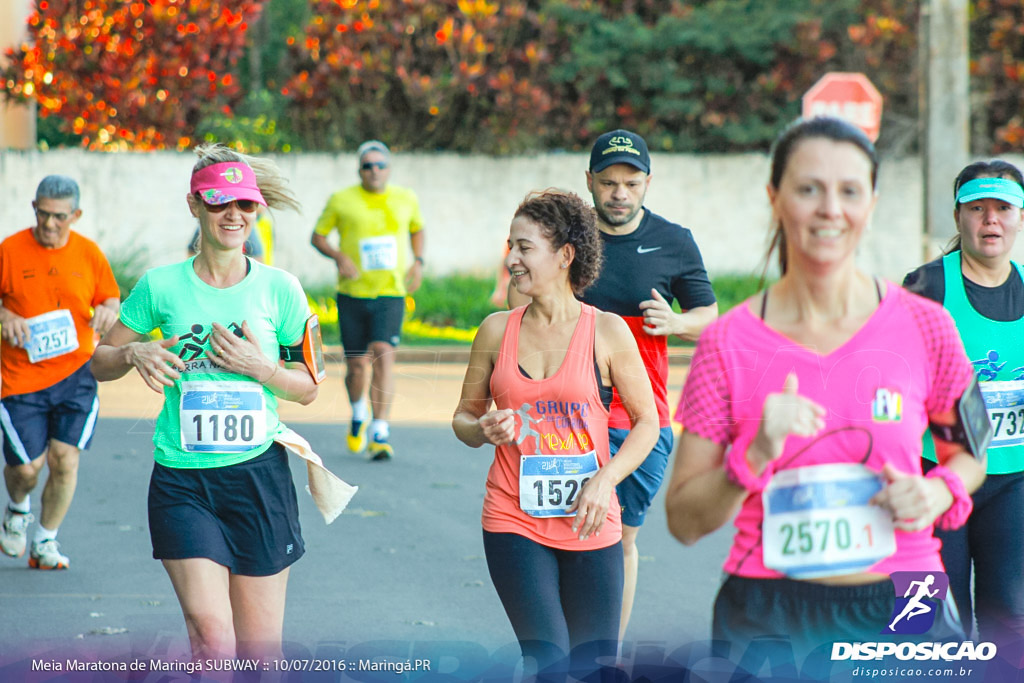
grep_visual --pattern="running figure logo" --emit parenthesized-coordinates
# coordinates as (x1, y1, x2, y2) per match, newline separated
(515, 403, 541, 446)
(177, 321, 244, 361)
(883, 571, 950, 635)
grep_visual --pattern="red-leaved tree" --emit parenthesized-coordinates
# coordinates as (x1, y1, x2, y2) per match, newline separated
(283, 0, 557, 153)
(970, 0, 1024, 153)
(0, 0, 266, 150)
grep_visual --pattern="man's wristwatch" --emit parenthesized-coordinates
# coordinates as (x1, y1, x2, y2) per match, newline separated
(414, 256, 425, 265)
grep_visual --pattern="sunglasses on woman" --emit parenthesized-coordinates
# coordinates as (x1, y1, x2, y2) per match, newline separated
(196, 194, 260, 213)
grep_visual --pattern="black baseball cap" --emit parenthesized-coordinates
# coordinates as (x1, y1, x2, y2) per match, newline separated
(589, 129, 650, 174)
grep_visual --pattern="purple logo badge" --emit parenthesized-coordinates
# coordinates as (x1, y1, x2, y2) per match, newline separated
(883, 571, 949, 635)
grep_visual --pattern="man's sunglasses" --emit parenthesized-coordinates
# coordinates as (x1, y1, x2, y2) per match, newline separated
(361, 161, 388, 171)
(196, 194, 259, 213)
(35, 208, 72, 222)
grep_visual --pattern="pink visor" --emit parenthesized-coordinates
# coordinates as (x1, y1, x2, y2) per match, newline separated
(190, 161, 267, 206)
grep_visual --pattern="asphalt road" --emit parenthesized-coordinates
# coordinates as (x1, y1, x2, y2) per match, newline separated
(0, 417, 735, 682)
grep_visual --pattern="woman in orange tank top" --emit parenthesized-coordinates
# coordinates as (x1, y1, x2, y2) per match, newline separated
(453, 190, 658, 681)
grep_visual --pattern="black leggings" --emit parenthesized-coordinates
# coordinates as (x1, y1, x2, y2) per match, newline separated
(483, 531, 623, 682)
(931, 466, 1024, 656)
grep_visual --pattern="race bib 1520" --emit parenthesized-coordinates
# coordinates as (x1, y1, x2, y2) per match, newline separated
(519, 451, 599, 518)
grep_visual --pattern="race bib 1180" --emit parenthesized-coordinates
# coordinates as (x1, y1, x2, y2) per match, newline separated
(179, 380, 267, 453)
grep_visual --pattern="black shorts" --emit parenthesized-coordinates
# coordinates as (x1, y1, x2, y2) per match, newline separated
(0, 361, 99, 465)
(336, 293, 404, 356)
(712, 574, 964, 662)
(148, 443, 304, 576)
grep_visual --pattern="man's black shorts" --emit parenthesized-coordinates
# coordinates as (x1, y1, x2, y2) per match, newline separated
(335, 293, 404, 356)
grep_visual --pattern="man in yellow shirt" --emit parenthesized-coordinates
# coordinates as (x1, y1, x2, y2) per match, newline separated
(311, 141, 425, 460)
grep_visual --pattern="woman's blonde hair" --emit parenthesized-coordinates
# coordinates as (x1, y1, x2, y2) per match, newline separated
(192, 143, 301, 213)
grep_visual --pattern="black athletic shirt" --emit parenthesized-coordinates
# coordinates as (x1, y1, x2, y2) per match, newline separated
(902, 255, 1024, 322)
(582, 209, 716, 316)
(579, 208, 716, 427)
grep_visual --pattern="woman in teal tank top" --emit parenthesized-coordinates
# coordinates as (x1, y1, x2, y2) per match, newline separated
(904, 160, 1024, 657)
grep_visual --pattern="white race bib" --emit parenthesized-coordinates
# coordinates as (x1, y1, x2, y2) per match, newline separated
(980, 380, 1024, 448)
(762, 464, 896, 579)
(358, 235, 398, 272)
(26, 309, 79, 363)
(179, 380, 267, 453)
(519, 451, 599, 518)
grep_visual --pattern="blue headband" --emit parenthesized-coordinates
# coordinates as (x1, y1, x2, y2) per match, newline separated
(956, 177, 1024, 208)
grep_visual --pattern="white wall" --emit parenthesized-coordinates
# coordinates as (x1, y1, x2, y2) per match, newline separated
(1, 149, 1021, 289)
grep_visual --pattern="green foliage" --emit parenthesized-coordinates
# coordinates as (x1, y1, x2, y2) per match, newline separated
(708, 272, 767, 314)
(269, 0, 925, 155)
(195, 89, 301, 152)
(412, 273, 502, 328)
(37, 115, 83, 150)
(105, 243, 150, 301)
(238, 0, 312, 93)
(303, 282, 341, 342)
(542, 0, 876, 152)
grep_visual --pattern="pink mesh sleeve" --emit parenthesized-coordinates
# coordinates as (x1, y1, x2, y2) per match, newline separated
(902, 290, 973, 416)
(675, 319, 735, 445)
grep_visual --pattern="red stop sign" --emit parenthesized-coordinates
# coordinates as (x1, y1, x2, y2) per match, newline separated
(802, 72, 883, 142)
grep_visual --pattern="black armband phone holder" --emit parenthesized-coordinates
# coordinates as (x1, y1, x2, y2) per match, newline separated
(929, 374, 992, 462)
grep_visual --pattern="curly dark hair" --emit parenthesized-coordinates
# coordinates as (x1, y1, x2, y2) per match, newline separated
(514, 190, 603, 294)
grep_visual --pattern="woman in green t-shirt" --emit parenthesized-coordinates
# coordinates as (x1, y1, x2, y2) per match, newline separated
(92, 144, 317, 664)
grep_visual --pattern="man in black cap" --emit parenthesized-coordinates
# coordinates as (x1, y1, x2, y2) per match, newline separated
(583, 129, 717, 638)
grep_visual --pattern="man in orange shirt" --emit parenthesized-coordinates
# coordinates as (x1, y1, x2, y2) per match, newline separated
(0, 176, 120, 570)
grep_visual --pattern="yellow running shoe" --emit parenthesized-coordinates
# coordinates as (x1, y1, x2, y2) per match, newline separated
(347, 420, 368, 453)
(368, 435, 393, 461)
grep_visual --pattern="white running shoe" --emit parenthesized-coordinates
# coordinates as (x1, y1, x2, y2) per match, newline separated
(0, 508, 34, 558)
(29, 539, 69, 570)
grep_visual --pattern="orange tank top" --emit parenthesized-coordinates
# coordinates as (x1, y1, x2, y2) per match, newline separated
(482, 303, 619, 551)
